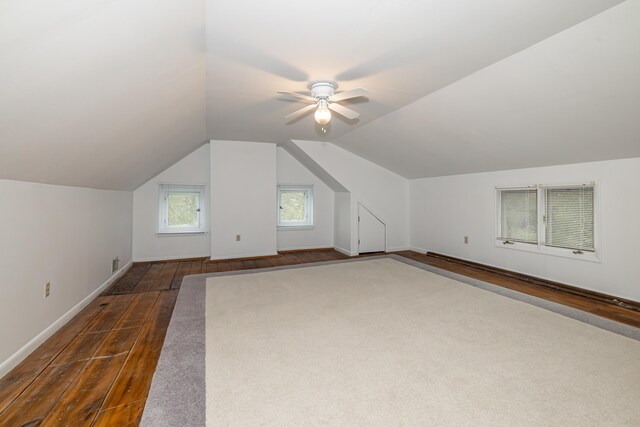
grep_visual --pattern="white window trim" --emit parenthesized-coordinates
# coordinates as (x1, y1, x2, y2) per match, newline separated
(158, 184, 207, 234)
(495, 182, 601, 263)
(277, 185, 313, 228)
(277, 225, 315, 231)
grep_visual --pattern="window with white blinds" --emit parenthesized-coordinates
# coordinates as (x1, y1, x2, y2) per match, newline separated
(544, 186, 594, 252)
(496, 182, 598, 259)
(499, 189, 538, 243)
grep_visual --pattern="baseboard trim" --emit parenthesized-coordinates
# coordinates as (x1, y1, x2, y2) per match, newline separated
(334, 246, 356, 257)
(210, 251, 279, 261)
(387, 246, 410, 252)
(277, 247, 334, 253)
(0, 261, 133, 378)
(408, 246, 428, 254)
(426, 252, 640, 312)
(133, 254, 210, 263)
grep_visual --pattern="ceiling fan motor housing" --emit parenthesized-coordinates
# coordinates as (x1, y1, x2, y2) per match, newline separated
(308, 81, 338, 100)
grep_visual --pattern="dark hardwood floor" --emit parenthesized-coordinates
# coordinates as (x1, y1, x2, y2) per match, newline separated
(0, 249, 638, 426)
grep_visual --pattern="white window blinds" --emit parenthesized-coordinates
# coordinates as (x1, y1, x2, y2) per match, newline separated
(545, 186, 594, 251)
(499, 189, 537, 243)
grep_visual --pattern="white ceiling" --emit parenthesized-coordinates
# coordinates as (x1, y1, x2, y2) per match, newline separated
(0, 0, 207, 190)
(205, 0, 623, 142)
(334, 0, 640, 178)
(1, 0, 635, 189)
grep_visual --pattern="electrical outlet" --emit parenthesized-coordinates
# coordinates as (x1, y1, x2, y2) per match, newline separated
(236, 234, 241, 241)
(464, 236, 469, 244)
(45, 282, 51, 298)
(112, 257, 119, 273)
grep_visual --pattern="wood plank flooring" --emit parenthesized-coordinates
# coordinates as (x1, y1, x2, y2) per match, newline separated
(1, 249, 638, 426)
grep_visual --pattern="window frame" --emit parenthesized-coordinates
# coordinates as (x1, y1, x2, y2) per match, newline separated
(158, 184, 207, 234)
(495, 182, 600, 263)
(277, 185, 314, 228)
(496, 186, 539, 245)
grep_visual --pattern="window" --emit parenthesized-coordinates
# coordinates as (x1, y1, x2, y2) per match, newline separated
(498, 188, 538, 244)
(496, 183, 597, 259)
(277, 185, 313, 227)
(158, 184, 206, 233)
(544, 186, 594, 252)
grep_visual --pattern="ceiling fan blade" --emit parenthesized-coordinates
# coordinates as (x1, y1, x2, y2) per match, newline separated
(285, 103, 317, 119)
(277, 91, 316, 103)
(328, 103, 360, 120)
(329, 87, 369, 102)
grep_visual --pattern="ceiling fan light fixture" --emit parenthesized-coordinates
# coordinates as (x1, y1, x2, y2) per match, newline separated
(279, 81, 367, 126)
(314, 99, 331, 125)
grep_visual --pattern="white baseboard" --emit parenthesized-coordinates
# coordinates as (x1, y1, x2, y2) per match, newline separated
(210, 251, 278, 261)
(409, 246, 428, 253)
(277, 245, 333, 252)
(334, 246, 356, 257)
(386, 246, 410, 252)
(0, 261, 133, 378)
(133, 254, 210, 262)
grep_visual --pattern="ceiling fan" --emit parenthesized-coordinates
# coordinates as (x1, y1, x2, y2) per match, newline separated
(278, 81, 368, 125)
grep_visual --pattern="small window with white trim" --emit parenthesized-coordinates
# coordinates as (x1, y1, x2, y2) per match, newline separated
(496, 183, 597, 259)
(158, 184, 206, 234)
(277, 185, 313, 227)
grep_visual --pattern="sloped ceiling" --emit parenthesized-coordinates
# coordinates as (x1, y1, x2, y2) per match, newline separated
(205, 0, 624, 144)
(0, 0, 207, 190)
(334, 0, 640, 178)
(1, 0, 634, 189)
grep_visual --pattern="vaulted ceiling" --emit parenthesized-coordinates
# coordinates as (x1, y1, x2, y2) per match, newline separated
(1, 0, 636, 190)
(1, 0, 207, 190)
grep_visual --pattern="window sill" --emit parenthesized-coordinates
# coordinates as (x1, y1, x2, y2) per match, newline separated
(156, 231, 208, 236)
(277, 225, 315, 231)
(495, 240, 600, 263)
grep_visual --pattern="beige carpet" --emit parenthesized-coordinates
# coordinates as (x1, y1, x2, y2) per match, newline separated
(205, 258, 640, 426)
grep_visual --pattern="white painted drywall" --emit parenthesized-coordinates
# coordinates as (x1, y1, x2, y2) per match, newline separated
(210, 140, 277, 259)
(0, 179, 132, 372)
(1, 0, 207, 190)
(276, 147, 334, 251)
(334, 192, 352, 255)
(203, 0, 620, 147)
(132, 144, 210, 261)
(293, 140, 410, 252)
(333, 1, 640, 179)
(410, 157, 640, 301)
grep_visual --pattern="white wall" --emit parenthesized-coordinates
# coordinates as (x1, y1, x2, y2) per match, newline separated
(0, 180, 132, 375)
(334, 192, 352, 255)
(293, 140, 410, 252)
(276, 147, 334, 251)
(210, 140, 277, 259)
(132, 144, 210, 261)
(410, 157, 640, 301)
